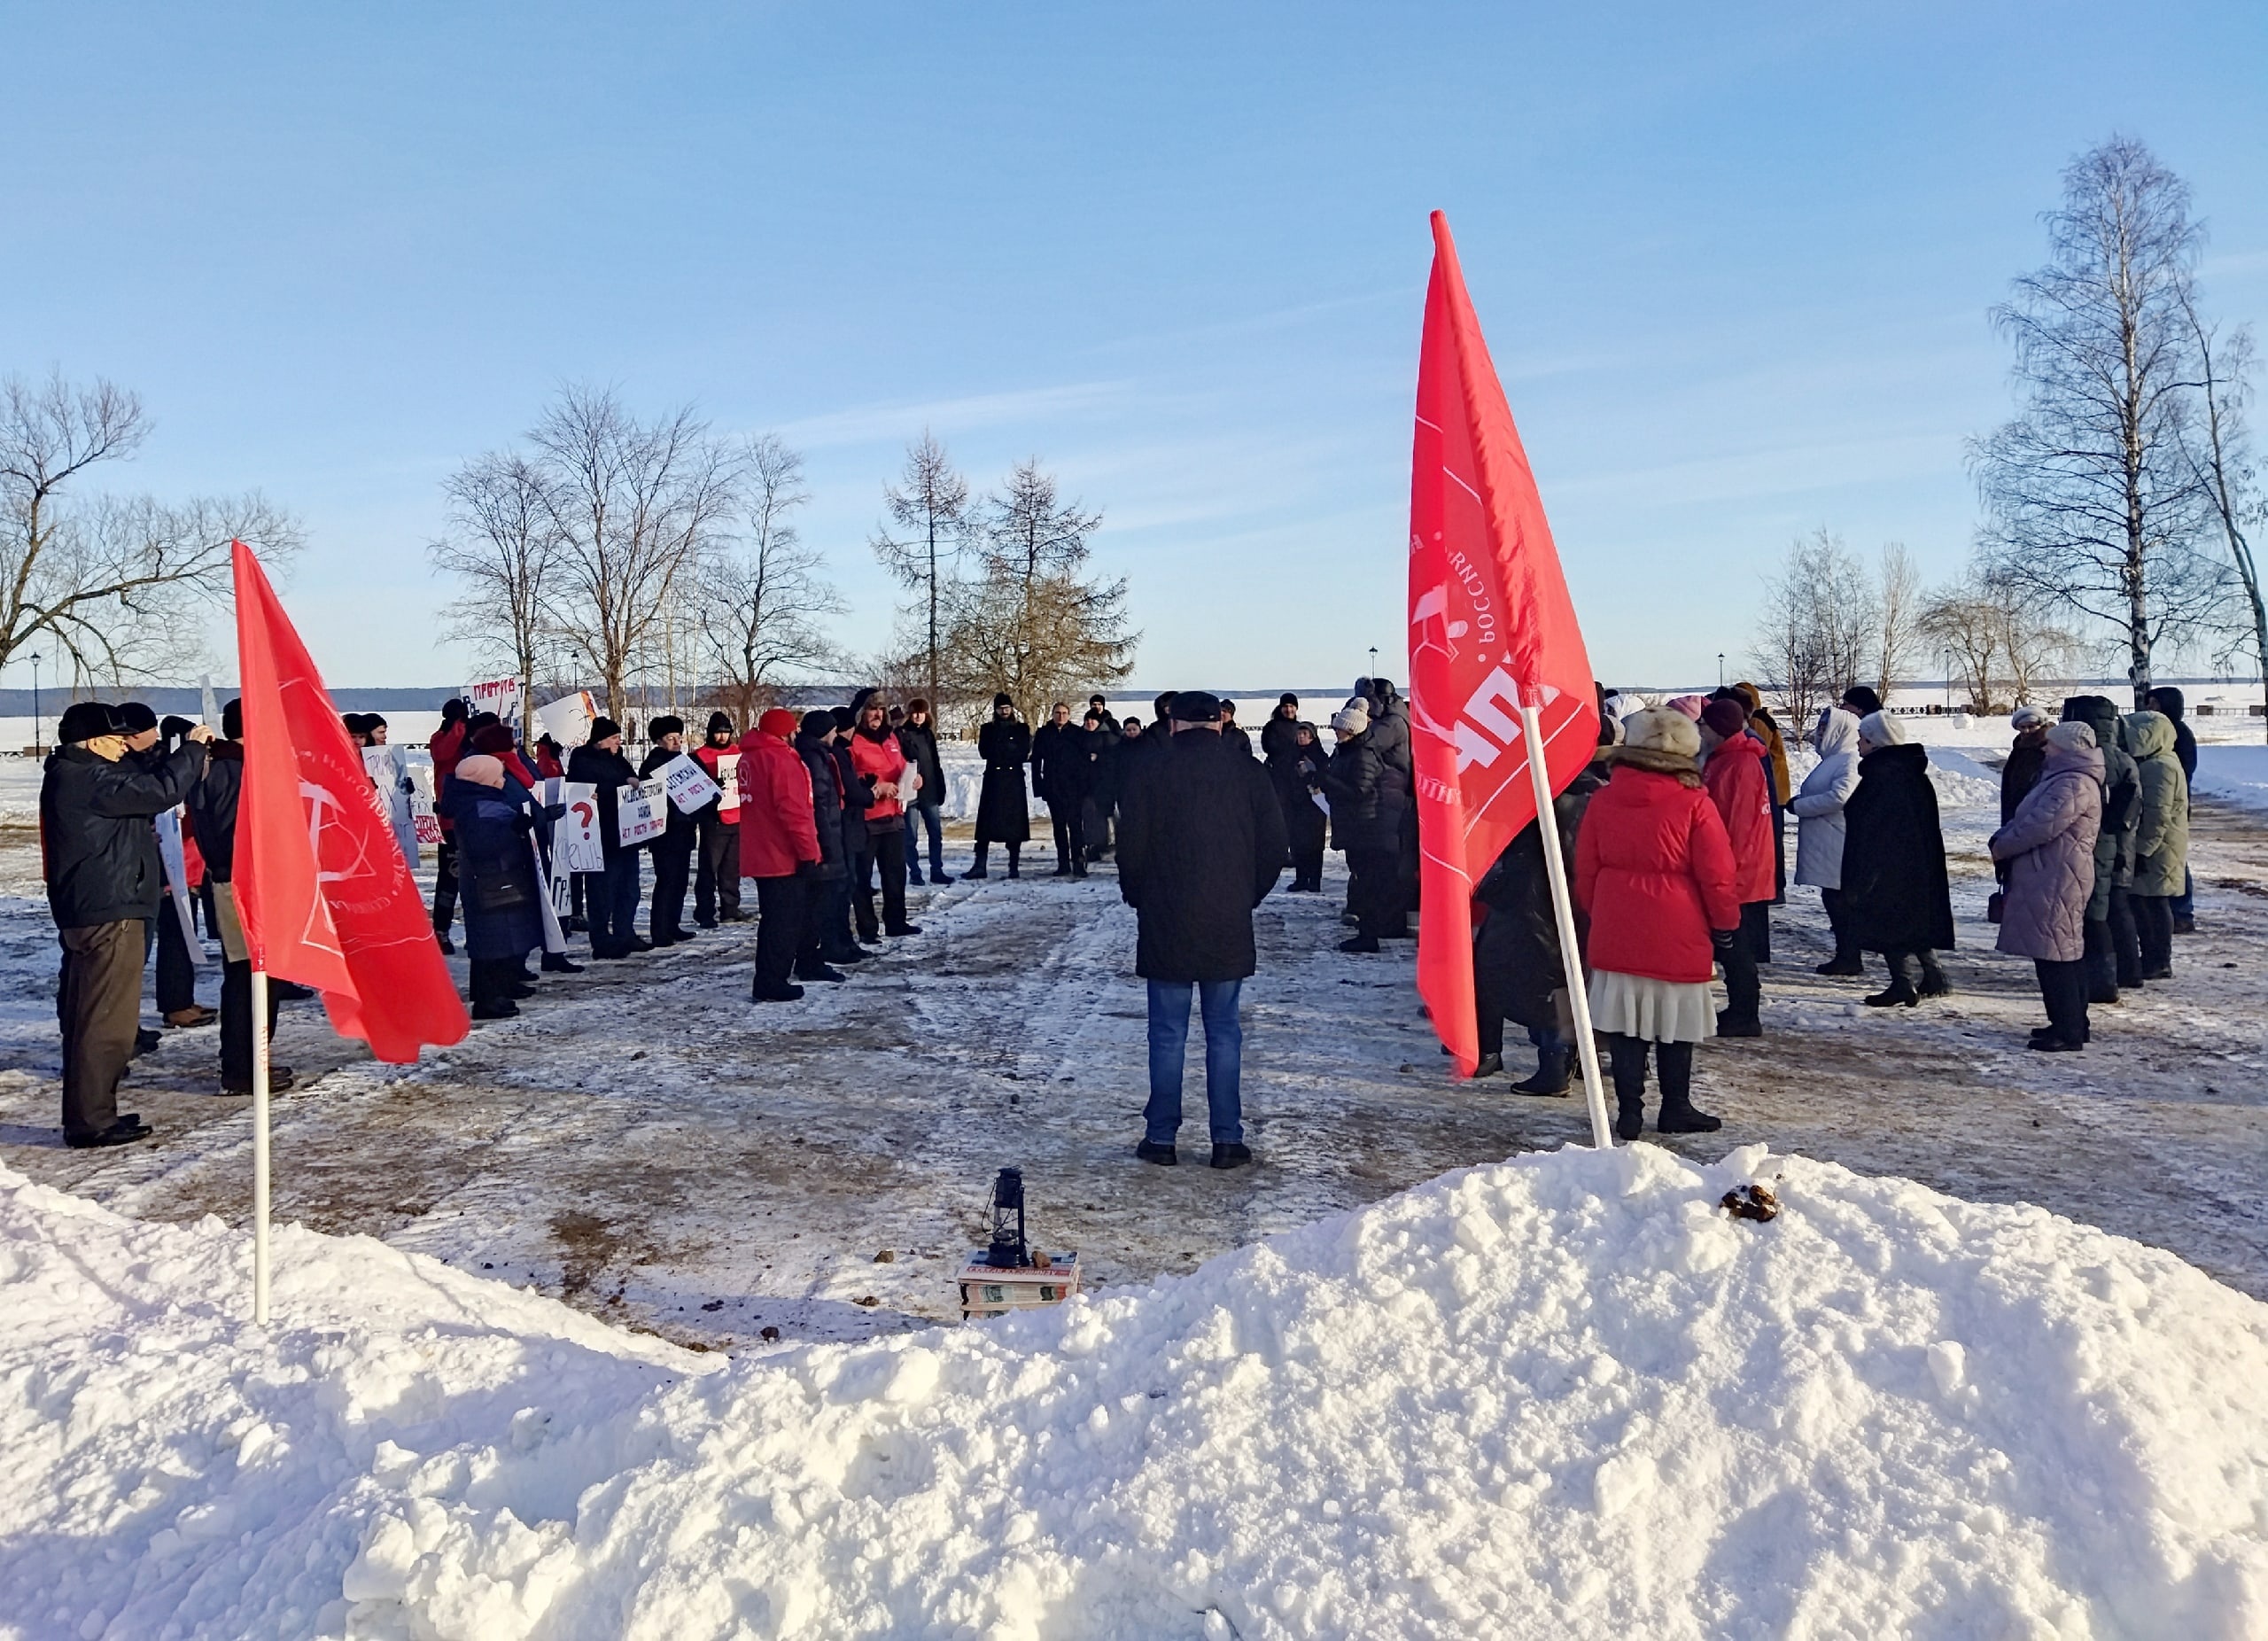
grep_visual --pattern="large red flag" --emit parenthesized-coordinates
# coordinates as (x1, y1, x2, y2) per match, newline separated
(231, 541, 470, 1062)
(1408, 212, 1600, 1076)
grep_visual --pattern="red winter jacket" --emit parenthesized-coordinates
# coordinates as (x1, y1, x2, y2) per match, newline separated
(1574, 760, 1741, 984)
(431, 721, 468, 834)
(1702, 733, 1776, 906)
(848, 727, 910, 824)
(693, 739, 741, 819)
(736, 730, 820, 879)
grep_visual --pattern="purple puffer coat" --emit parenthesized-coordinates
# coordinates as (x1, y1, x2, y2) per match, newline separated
(1989, 742, 2102, 962)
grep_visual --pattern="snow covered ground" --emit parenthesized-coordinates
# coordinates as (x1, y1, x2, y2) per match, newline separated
(4, 723, 2268, 1634)
(7, 1138, 2267, 1639)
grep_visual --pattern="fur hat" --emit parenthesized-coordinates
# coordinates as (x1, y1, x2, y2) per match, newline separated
(648, 714, 684, 741)
(1699, 698, 1750, 741)
(1857, 711, 1906, 748)
(2010, 705, 2051, 731)
(1625, 706, 1701, 758)
(1330, 699, 1371, 735)
(587, 717, 622, 743)
(757, 707, 800, 738)
(993, 692, 1014, 710)
(454, 754, 507, 789)
(58, 702, 119, 743)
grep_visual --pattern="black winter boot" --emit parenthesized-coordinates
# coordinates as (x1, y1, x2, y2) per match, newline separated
(1862, 954, 1918, 1008)
(1915, 953, 1952, 998)
(1652, 1042, 1720, 1134)
(1511, 1046, 1572, 1096)
(1606, 1035, 1647, 1142)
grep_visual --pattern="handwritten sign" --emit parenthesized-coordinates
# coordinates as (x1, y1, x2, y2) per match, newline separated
(558, 781, 604, 873)
(616, 778, 668, 848)
(467, 677, 523, 724)
(533, 690, 594, 749)
(716, 751, 741, 819)
(660, 752, 722, 814)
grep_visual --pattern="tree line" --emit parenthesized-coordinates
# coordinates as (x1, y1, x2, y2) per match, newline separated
(1754, 135, 2263, 721)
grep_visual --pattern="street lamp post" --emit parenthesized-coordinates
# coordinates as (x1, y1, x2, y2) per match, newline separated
(1941, 648, 1951, 713)
(29, 651, 42, 757)
(1717, 653, 1725, 689)
(1368, 645, 1379, 682)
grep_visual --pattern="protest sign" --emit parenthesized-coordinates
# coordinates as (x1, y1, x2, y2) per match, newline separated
(716, 751, 741, 818)
(154, 809, 207, 966)
(616, 778, 668, 849)
(557, 781, 605, 873)
(660, 752, 722, 814)
(467, 677, 522, 725)
(533, 691, 595, 749)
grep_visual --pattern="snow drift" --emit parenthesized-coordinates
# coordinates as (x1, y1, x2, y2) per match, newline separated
(4, 1144, 2266, 1640)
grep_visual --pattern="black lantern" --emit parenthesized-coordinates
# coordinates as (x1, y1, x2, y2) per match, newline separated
(984, 1168, 1029, 1269)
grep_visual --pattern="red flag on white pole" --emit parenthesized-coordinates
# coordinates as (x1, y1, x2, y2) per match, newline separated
(1407, 213, 1603, 1092)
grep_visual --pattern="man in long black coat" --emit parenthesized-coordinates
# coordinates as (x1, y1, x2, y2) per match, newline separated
(968, 694, 1032, 879)
(1117, 690, 1288, 1170)
(1029, 701, 1092, 876)
(43, 702, 214, 1146)
(1839, 716, 1954, 1006)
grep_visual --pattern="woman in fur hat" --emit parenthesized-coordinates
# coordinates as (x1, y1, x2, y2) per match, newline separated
(1573, 706, 1740, 1139)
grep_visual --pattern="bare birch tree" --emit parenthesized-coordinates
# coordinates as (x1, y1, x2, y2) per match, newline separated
(526, 386, 742, 719)
(430, 450, 556, 725)
(2180, 297, 2265, 735)
(1748, 528, 1875, 731)
(1873, 541, 1924, 702)
(870, 431, 972, 709)
(1972, 137, 2224, 706)
(1, 371, 300, 683)
(702, 433, 841, 727)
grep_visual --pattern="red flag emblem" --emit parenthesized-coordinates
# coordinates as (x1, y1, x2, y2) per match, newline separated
(231, 541, 469, 1062)
(1409, 213, 1600, 1075)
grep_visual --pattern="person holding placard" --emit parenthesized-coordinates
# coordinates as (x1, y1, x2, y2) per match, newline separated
(567, 718, 647, 960)
(850, 696, 922, 937)
(691, 712, 744, 926)
(640, 715, 699, 947)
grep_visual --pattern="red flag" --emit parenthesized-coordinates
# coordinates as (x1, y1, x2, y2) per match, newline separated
(231, 541, 470, 1062)
(1408, 213, 1600, 1075)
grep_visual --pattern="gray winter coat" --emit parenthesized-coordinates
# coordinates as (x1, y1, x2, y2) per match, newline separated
(1789, 707, 1860, 890)
(1990, 742, 2102, 963)
(2125, 711, 2189, 898)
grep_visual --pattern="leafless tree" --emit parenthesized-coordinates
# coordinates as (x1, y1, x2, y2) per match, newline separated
(1873, 542, 1924, 702)
(1748, 528, 1876, 732)
(1922, 559, 2081, 712)
(1, 371, 300, 684)
(702, 433, 842, 727)
(944, 458, 1133, 713)
(2180, 295, 2266, 735)
(870, 431, 973, 710)
(430, 450, 557, 727)
(1972, 136, 2225, 706)
(525, 385, 743, 719)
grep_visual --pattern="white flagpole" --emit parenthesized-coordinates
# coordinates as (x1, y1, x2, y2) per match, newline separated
(1519, 702, 1613, 1147)
(250, 967, 273, 1323)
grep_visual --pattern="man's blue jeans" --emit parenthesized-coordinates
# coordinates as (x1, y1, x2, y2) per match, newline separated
(905, 800, 945, 883)
(1145, 978, 1244, 1146)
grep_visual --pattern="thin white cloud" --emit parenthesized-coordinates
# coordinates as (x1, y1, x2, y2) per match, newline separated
(773, 380, 1131, 450)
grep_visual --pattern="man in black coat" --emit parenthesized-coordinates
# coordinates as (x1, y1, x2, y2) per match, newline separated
(1029, 701, 1093, 876)
(566, 719, 648, 959)
(45, 702, 214, 1146)
(638, 715, 698, 947)
(967, 694, 1032, 879)
(1322, 699, 1410, 950)
(1117, 690, 1288, 1170)
(793, 712, 857, 977)
(1838, 715, 1954, 1007)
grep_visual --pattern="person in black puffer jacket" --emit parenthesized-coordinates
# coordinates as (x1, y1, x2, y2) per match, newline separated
(43, 701, 214, 1146)
(1263, 719, 1332, 892)
(638, 715, 698, 947)
(794, 711, 857, 977)
(566, 719, 646, 959)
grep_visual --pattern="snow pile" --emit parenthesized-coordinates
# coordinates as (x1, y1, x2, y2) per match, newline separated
(8, 1147, 2268, 1639)
(1922, 746, 2001, 809)
(2194, 744, 2268, 814)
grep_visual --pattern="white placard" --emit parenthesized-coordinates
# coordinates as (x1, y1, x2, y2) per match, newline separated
(660, 752, 722, 814)
(153, 809, 207, 968)
(533, 690, 595, 749)
(558, 781, 605, 873)
(616, 777, 667, 848)
(467, 677, 523, 723)
(716, 751, 741, 819)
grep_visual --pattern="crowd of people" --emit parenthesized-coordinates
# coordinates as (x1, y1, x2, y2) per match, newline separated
(1466, 679, 2199, 1140)
(31, 668, 2203, 1164)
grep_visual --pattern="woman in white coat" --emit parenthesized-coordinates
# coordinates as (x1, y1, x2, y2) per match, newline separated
(365, 715, 421, 864)
(1789, 706, 1862, 976)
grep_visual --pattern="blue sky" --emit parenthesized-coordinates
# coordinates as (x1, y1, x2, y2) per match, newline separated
(6, 1, 2264, 693)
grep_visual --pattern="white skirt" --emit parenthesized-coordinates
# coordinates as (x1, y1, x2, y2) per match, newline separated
(1588, 969, 1717, 1044)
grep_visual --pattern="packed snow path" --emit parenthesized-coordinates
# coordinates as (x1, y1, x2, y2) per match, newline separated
(0, 792, 2265, 1354)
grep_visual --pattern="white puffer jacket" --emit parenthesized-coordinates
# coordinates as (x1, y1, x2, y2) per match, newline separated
(1789, 707, 1861, 890)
